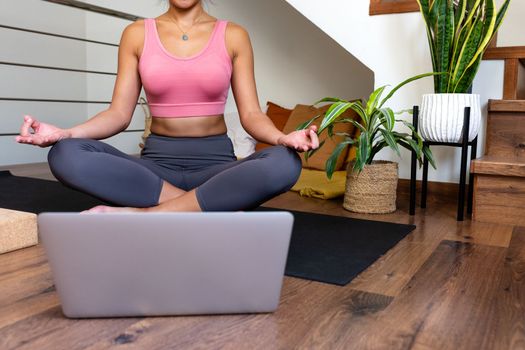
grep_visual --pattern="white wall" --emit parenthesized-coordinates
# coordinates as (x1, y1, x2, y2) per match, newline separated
(496, 0, 525, 47)
(285, 0, 521, 183)
(204, 0, 374, 112)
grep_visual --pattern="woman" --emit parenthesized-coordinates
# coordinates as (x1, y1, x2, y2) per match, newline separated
(16, 0, 319, 212)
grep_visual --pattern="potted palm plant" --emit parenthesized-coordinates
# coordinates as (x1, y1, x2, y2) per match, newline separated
(300, 73, 437, 214)
(416, 0, 511, 143)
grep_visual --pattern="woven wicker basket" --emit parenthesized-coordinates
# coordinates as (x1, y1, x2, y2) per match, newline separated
(343, 160, 398, 214)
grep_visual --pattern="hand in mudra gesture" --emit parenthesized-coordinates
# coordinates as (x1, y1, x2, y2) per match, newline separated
(15, 115, 70, 147)
(278, 125, 320, 152)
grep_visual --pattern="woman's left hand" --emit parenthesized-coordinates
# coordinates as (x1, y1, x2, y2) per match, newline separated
(277, 125, 320, 152)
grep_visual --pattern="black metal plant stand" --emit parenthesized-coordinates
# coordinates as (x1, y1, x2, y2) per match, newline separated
(409, 106, 478, 221)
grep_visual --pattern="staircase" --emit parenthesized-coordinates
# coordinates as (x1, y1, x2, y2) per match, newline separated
(471, 99, 525, 225)
(471, 47, 525, 225)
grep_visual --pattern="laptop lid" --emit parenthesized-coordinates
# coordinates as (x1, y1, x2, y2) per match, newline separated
(38, 211, 293, 318)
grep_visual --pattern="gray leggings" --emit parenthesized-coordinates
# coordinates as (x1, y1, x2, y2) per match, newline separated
(47, 133, 302, 211)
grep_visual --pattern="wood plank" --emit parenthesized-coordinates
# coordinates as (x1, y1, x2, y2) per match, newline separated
(518, 60, 525, 100)
(0, 245, 47, 276)
(484, 46, 525, 60)
(289, 290, 392, 349)
(503, 59, 518, 100)
(339, 241, 510, 349)
(471, 156, 525, 177)
(82, 280, 377, 350)
(485, 111, 525, 159)
(488, 99, 525, 113)
(348, 213, 451, 297)
(0, 258, 52, 312)
(443, 220, 514, 248)
(473, 174, 525, 226)
(0, 306, 140, 350)
(369, 0, 420, 15)
(486, 226, 525, 350)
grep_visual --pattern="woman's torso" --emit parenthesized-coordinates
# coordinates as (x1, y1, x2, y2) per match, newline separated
(137, 16, 233, 137)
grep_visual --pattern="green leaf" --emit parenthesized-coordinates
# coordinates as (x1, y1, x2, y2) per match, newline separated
(462, 0, 497, 74)
(379, 128, 401, 157)
(453, 54, 482, 92)
(450, 19, 483, 91)
(454, 0, 466, 33)
(422, 145, 437, 169)
(313, 97, 347, 105)
(296, 114, 321, 131)
(319, 101, 356, 134)
(378, 72, 440, 108)
(349, 119, 366, 133)
(366, 85, 387, 116)
(325, 140, 354, 179)
(480, 0, 497, 47)
(378, 108, 396, 131)
(398, 120, 421, 139)
(397, 138, 424, 167)
(350, 101, 369, 126)
(353, 144, 364, 173)
(494, 0, 512, 36)
(369, 140, 388, 161)
(358, 131, 371, 165)
(395, 109, 414, 115)
(327, 124, 334, 138)
(450, 0, 467, 85)
(434, 0, 455, 92)
(406, 138, 422, 160)
(416, 0, 438, 74)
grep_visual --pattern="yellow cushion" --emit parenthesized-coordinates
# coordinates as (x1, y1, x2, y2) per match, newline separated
(291, 168, 347, 199)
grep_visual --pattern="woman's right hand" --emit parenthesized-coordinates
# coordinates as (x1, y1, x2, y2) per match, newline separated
(15, 115, 71, 147)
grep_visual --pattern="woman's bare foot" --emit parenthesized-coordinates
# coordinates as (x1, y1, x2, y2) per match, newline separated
(82, 205, 144, 213)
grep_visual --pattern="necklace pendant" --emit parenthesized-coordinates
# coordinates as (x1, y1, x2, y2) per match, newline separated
(182, 34, 189, 41)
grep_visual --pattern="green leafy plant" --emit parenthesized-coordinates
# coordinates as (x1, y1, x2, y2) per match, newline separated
(417, 0, 511, 93)
(299, 73, 438, 179)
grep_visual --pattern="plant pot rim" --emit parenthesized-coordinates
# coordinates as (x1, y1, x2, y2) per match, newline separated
(422, 93, 480, 97)
(348, 160, 398, 167)
(347, 160, 399, 174)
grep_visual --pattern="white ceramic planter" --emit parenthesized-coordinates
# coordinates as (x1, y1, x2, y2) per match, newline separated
(419, 93, 481, 142)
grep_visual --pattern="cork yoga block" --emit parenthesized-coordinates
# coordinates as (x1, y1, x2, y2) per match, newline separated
(0, 208, 38, 254)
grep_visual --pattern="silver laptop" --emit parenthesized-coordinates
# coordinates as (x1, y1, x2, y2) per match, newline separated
(38, 211, 293, 318)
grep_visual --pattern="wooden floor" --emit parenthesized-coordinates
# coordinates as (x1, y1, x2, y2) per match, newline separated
(1, 164, 524, 350)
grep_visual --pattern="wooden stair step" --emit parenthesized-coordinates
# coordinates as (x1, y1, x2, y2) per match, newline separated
(471, 156, 525, 177)
(472, 155, 525, 226)
(485, 100, 525, 158)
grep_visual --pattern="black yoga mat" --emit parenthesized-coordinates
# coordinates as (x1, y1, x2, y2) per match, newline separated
(0, 170, 415, 286)
(256, 207, 415, 285)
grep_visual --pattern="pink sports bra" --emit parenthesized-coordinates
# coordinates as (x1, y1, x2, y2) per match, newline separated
(138, 18, 233, 118)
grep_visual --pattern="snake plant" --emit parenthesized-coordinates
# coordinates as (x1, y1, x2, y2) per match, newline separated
(417, 0, 511, 93)
(301, 73, 438, 179)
